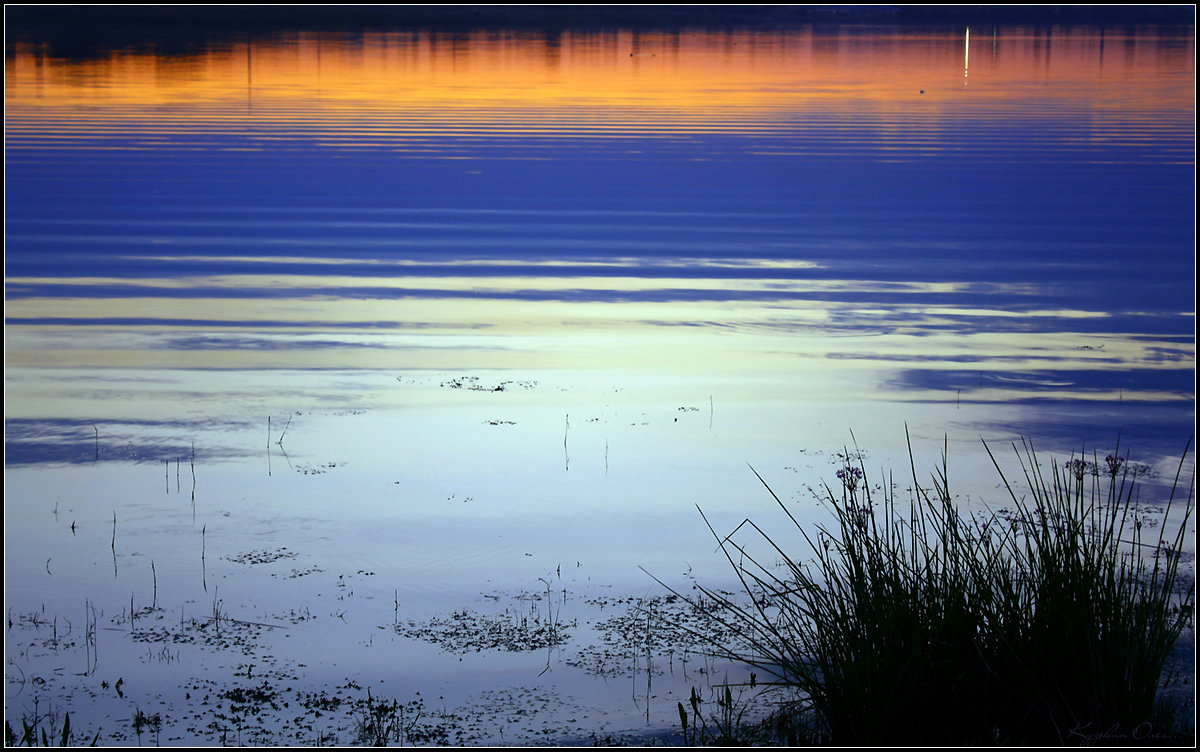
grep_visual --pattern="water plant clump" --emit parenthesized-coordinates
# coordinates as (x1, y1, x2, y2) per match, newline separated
(681, 434, 1195, 745)
(4, 700, 96, 747)
(352, 689, 448, 746)
(398, 604, 571, 653)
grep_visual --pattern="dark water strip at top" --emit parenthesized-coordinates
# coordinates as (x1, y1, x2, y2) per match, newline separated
(7, 5, 1193, 52)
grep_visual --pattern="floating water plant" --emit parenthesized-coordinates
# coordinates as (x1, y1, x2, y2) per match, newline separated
(669, 433, 1195, 745)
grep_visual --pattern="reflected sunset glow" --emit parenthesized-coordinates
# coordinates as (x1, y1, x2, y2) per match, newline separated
(6, 28, 1194, 161)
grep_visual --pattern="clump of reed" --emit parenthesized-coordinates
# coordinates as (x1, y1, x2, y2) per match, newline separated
(352, 689, 430, 746)
(686, 433, 1195, 745)
(4, 699, 97, 747)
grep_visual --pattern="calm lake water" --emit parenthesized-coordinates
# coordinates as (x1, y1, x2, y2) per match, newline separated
(5, 16, 1196, 745)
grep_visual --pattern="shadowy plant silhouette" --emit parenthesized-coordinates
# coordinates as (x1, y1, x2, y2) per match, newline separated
(658, 431, 1195, 745)
(4, 699, 98, 747)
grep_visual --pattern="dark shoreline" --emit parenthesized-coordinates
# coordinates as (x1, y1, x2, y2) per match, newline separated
(6, 4, 1196, 59)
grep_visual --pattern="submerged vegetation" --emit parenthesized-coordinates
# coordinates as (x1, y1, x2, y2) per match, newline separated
(674, 434, 1195, 745)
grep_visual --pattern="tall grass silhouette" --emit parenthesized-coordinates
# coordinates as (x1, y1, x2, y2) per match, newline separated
(672, 433, 1194, 744)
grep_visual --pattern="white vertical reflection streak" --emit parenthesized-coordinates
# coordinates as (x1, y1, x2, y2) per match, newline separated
(964, 27, 970, 85)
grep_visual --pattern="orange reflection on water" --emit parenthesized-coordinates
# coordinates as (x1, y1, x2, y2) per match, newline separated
(6, 27, 1195, 149)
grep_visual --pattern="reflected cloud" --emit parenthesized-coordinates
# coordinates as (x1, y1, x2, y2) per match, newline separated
(4, 417, 256, 466)
(886, 367, 1194, 403)
(120, 255, 829, 273)
(162, 335, 390, 351)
